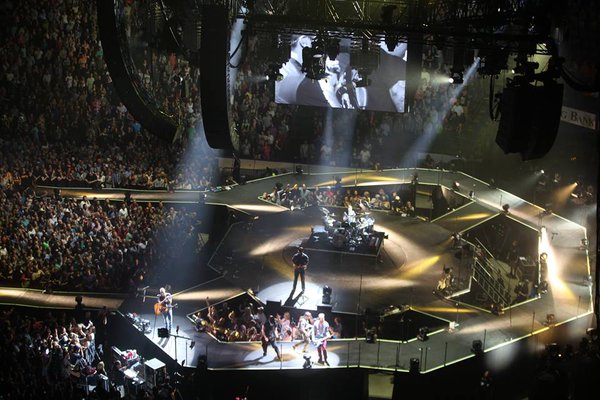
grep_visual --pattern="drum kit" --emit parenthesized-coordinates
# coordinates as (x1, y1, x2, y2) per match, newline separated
(320, 207, 375, 249)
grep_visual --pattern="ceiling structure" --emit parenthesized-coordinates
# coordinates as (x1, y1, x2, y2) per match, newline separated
(159, 0, 559, 55)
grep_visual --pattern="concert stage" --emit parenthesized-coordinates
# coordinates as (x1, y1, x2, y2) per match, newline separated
(39, 167, 593, 375)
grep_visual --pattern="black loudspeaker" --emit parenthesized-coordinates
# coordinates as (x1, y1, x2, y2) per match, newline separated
(199, 6, 236, 151)
(157, 328, 170, 338)
(495, 82, 563, 160)
(317, 304, 333, 313)
(409, 357, 420, 373)
(266, 300, 281, 311)
(404, 35, 423, 112)
(96, 1, 177, 142)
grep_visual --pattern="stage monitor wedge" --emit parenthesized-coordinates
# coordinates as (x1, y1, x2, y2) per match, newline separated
(199, 5, 239, 151)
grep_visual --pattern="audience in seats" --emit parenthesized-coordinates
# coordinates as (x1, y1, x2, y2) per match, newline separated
(0, 192, 199, 292)
(0, 307, 108, 399)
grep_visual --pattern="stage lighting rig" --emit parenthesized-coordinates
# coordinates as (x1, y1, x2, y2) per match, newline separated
(381, 5, 397, 24)
(354, 69, 372, 87)
(471, 339, 483, 355)
(303, 354, 312, 369)
(417, 327, 429, 341)
(322, 285, 332, 305)
(512, 57, 539, 78)
(301, 47, 327, 80)
(449, 68, 464, 84)
(264, 63, 283, 81)
(325, 38, 340, 61)
(477, 47, 509, 76)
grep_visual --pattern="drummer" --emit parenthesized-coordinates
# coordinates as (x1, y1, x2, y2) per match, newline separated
(343, 204, 357, 224)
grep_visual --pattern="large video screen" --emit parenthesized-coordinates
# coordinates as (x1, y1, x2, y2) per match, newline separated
(275, 37, 407, 112)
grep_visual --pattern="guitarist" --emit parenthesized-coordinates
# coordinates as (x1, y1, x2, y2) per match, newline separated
(157, 287, 173, 332)
(292, 311, 313, 353)
(291, 246, 309, 295)
(311, 313, 331, 366)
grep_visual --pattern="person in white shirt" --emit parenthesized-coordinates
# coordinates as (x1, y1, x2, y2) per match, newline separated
(292, 311, 313, 353)
(311, 313, 331, 365)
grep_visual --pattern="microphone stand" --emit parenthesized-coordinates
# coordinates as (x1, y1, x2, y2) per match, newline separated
(169, 326, 193, 366)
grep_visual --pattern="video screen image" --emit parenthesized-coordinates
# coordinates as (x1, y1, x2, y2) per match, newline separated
(275, 36, 407, 113)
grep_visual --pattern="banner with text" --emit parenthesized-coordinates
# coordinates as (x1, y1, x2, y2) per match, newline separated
(560, 106, 598, 131)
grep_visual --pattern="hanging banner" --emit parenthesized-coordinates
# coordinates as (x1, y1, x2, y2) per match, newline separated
(560, 106, 598, 131)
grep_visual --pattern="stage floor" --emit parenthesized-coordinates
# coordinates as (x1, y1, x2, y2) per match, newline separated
(35, 167, 594, 372)
(208, 206, 460, 314)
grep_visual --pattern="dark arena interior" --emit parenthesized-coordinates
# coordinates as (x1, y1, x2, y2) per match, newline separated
(1, 1, 600, 399)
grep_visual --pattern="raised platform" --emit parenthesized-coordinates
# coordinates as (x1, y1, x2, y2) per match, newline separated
(31, 167, 593, 373)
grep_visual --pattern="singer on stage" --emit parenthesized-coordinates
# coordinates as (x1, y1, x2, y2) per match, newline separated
(156, 286, 173, 332)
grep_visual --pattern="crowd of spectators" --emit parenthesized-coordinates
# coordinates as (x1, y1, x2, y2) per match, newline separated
(124, 2, 202, 132)
(193, 298, 343, 343)
(260, 181, 416, 216)
(0, 306, 107, 399)
(0, 191, 199, 292)
(0, 134, 216, 191)
(0, 0, 213, 294)
(0, 305, 181, 400)
(528, 330, 600, 399)
(0, 0, 217, 192)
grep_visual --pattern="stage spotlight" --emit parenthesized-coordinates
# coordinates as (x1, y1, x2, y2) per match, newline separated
(502, 204, 510, 213)
(545, 342, 560, 358)
(301, 47, 327, 80)
(365, 327, 377, 343)
(544, 313, 556, 326)
(264, 63, 283, 81)
(411, 173, 419, 185)
(303, 354, 312, 369)
(488, 178, 496, 189)
(322, 285, 332, 305)
(417, 327, 429, 341)
(512, 57, 539, 81)
(452, 181, 460, 191)
(325, 38, 340, 61)
(384, 35, 398, 53)
(471, 339, 483, 355)
(469, 190, 475, 199)
(409, 357, 420, 374)
(449, 69, 464, 84)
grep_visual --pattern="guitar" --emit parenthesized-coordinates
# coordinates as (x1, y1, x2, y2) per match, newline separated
(154, 302, 178, 315)
(293, 262, 308, 271)
(312, 334, 330, 347)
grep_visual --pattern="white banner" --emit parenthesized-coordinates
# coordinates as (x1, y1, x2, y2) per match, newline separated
(561, 106, 598, 131)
